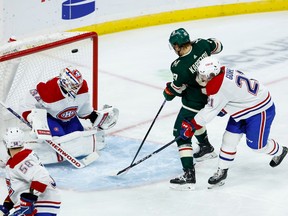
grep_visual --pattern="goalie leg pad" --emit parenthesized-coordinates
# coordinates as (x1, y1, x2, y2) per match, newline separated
(53, 128, 106, 151)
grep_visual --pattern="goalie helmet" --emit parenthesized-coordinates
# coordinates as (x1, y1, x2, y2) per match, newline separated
(3, 127, 25, 149)
(169, 28, 190, 47)
(59, 67, 83, 98)
(197, 57, 221, 81)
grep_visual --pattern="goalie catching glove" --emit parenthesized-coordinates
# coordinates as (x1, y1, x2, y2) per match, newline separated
(88, 105, 119, 130)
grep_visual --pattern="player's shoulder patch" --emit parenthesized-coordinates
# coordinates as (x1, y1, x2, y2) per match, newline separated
(171, 59, 181, 68)
(170, 59, 183, 77)
(206, 68, 225, 96)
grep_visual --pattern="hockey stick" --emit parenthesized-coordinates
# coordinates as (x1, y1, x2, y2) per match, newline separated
(129, 99, 166, 166)
(0, 101, 99, 168)
(116, 136, 180, 176)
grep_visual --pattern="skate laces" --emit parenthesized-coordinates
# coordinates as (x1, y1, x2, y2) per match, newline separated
(272, 148, 285, 163)
(178, 175, 187, 181)
(212, 168, 224, 179)
(177, 171, 192, 181)
(272, 155, 280, 163)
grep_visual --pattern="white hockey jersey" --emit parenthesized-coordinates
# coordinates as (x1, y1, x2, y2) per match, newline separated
(5, 148, 61, 214)
(21, 77, 93, 122)
(194, 66, 273, 126)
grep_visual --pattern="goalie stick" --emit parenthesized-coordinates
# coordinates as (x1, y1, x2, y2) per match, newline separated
(116, 136, 180, 176)
(0, 100, 99, 168)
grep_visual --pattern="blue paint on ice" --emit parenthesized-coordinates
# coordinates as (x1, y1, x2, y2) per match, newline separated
(44, 136, 181, 191)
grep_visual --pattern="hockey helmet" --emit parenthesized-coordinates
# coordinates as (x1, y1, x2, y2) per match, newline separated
(198, 57, 221, 81)
(3, 127, 25, 149)
(169, 28, 190, 47)
(59, 67, 83, 98)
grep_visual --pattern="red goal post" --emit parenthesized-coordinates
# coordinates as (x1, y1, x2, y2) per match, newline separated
(0, 31, 98, 135)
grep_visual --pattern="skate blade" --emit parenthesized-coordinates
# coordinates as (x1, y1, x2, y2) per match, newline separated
(169, 183, 196, 191)
(195, 152, 218, 162)
(207, 181, 225, 189)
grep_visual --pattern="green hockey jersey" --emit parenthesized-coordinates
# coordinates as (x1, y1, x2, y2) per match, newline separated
(168, 38, 223, 110)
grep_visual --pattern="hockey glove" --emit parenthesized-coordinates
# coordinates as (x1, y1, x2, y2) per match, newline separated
(217, 109, 227, 117)
(180, 119, 202, 140)
(10, 193, 38, 216)
(0, 196, 14, 216)
(0, 205, 10, 216)
(90, 105, 119, 130)
(163, 82, 175, 101)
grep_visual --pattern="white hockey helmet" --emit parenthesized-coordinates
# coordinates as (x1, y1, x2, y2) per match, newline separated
(59, 67, 83, 98)
(198, 56, 221, 81)
(3, 127, 25, 149)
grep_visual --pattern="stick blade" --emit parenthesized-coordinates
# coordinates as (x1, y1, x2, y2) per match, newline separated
(81, 151, 100, 166)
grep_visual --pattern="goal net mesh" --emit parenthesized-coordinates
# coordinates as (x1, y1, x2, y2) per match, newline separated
(0, 32, 98, 137)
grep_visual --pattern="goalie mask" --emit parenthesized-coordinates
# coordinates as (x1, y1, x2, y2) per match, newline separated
(59, 67, 83, 98)
(3, 127, 25, 149)
(197, 57, 221, 82)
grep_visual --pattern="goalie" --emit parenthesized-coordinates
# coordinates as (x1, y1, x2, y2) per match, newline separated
(18, 66, 119, 165)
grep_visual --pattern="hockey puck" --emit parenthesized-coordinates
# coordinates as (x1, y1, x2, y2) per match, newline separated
(71, 49, 78, 53)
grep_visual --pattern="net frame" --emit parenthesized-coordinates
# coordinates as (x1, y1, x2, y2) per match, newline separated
(0, 31, 98, 135)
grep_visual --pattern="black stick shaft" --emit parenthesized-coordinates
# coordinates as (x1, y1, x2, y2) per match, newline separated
(116, 136, 180, 176)
(129, 99, 166, 166)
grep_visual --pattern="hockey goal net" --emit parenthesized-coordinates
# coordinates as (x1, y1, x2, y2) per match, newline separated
(0, 31, 98, 137)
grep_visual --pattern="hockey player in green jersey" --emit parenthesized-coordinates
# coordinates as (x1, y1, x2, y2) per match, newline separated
(163, 28, 223, 190)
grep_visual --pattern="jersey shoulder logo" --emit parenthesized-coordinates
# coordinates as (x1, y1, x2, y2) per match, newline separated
(172, 60, 180, 67)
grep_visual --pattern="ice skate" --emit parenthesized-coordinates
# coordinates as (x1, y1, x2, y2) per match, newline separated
(170, 168, 196, 191)
(270, 146, 288, 167)
(207, 168, 228, 189)
(194, 141, 217, 162)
